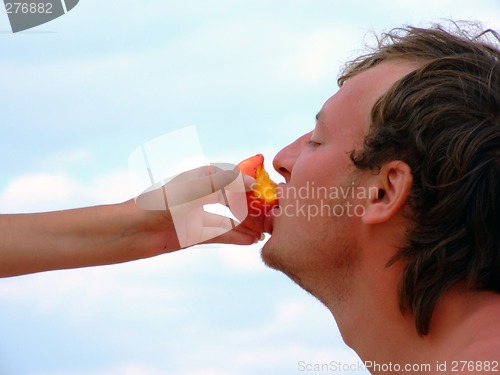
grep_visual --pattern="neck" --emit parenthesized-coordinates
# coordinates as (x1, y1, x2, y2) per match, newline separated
(331, 257, 426, 366)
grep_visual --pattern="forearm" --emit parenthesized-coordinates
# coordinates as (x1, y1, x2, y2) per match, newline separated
(0, 200, 167, 277)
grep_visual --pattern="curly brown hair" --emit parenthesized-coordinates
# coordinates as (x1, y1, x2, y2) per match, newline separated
(339, 22, 500, 336)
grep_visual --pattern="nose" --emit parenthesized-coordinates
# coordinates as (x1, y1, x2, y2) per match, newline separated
(273, 132, 312, 183)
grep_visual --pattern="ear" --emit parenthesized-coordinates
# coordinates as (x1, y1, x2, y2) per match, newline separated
(362, 161, 413, 224)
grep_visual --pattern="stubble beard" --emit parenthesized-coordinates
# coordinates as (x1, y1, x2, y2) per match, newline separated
(260, 169, 363, 309)
(260, 216, 356, 312)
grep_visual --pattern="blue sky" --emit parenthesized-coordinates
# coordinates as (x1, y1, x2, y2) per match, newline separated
(0, 1, 499, 374)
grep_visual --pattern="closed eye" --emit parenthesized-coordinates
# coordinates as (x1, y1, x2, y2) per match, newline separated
(307, 140, 321, 148)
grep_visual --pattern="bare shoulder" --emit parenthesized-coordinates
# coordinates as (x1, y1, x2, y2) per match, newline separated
(444, 344, 500, 375)
(444, 299, 500, 374)
(453, 339, 500, 360)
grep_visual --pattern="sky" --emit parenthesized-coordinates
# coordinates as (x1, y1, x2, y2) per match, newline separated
(0, 1, 499, 374)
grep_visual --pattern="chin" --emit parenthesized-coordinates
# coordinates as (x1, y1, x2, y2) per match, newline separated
(260, 240, 274, 266)
(260, 237, 283, 271)
(260, 240, 311, 296)
(260, 236, 294, 274)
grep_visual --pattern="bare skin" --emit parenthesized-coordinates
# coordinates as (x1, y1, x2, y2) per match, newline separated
(263, 61, 500, 373)
(0, 173, 262, 278)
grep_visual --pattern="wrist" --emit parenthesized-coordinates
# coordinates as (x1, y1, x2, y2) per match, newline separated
(119, 199, 179, 259)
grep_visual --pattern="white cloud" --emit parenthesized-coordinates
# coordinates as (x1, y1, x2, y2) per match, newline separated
(0, 169, 132, 213)
(0, 173, 82, 212)
(0, 252, 200, 325)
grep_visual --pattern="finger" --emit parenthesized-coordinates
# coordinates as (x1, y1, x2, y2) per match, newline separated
(165, 168, 239, 206)
(201, 210, 236, 231)
(242, 174, 256, 192)
(204, 230, 259, 246)
(201, 210, 262, 239)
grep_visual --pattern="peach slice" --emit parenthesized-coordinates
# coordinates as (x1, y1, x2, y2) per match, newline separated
(238, 154, 278, 216)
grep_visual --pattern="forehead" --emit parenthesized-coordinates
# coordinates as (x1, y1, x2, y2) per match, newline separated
(318, 61, 417, 136)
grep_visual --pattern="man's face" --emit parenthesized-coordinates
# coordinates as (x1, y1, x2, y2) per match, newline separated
(262, 61, 417, 303)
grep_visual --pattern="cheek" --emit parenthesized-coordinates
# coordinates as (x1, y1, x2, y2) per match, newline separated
(290, 150, 337, 194)
(291, 150, 325, 181)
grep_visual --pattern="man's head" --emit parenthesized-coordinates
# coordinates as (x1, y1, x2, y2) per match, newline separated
(262, 60, 417, 311)
(263, 22, 500, 336)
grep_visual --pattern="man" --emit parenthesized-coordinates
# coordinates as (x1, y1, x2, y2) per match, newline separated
(2, 20, 498, 373)
(262, 23, 500, 372)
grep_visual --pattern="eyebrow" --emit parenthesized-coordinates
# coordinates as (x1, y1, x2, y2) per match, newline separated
(315, 111, 322, 122)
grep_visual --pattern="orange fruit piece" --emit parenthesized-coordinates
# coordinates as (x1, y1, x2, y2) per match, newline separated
(238, 154, 278, 215)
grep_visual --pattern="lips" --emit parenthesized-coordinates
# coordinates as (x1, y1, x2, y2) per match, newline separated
(263, 183, 283, 234)
(263, 204, 279, 234)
